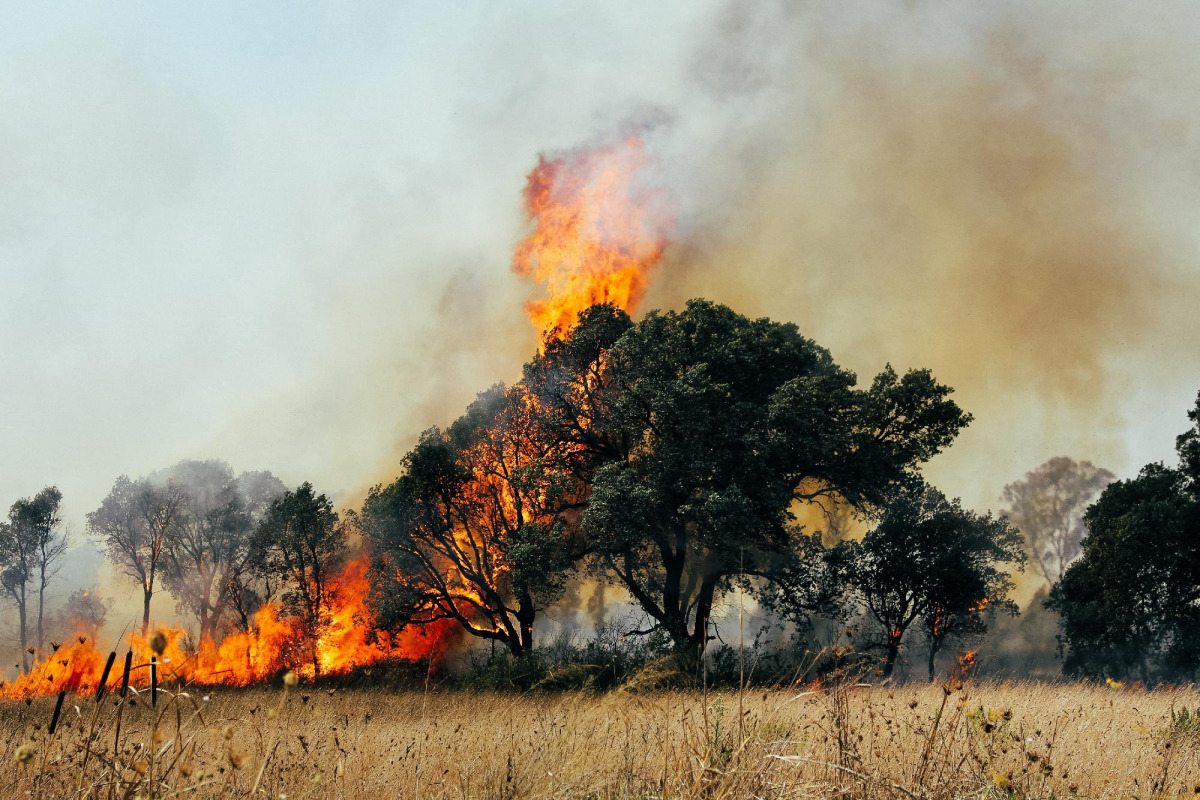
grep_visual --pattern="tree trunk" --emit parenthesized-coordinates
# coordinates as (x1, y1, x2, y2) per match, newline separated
(142, 586, 152, 637)
(18, 589, 28, 674)
(662, 548, 686, 647)
(37, 569, 47, 652)
(927, 639, 940, 681)
(199, 605, 213, 648)
(517, 593, 536, 655)
(883, 636, 901, 679)
(690, 571, 720, 653)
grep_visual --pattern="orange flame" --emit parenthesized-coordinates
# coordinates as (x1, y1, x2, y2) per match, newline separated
(512, 135, 673, 338)
(0, 556, 459, 700)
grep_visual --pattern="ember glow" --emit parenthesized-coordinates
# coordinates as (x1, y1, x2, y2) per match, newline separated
(512, 135, 673, 338)
(0, 557, 459, 699)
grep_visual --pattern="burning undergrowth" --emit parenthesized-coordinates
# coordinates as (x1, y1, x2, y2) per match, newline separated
(0, 556, 461, 700)
(3, 131, 670, 700)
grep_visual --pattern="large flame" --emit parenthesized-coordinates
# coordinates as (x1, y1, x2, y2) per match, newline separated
(512, 135, 673, 337)
(0, 556, 458, 700)
(3, 135, 671, 701)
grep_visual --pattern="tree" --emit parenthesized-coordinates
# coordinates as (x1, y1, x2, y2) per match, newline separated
(529, 300, 970, 656)
(1, 487, 69, 671)
(54, 587, 110, 644)
(156, 460, 285, 645)
(251, 482, 346, 676)
(840, 480, 1024, 679)
(1048, 392, 1200, 681)
(363, 385, 585, 656)
(88, 476, 185, 635)
(1001, 457, 1114, 585)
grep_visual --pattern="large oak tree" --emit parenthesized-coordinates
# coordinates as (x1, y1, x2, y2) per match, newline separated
(546, 300, 972, 655)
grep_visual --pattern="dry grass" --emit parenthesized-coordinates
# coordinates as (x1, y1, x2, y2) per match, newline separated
(2, 676, 1199, 799)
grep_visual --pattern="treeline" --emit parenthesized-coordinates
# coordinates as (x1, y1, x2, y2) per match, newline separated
(1, 461, 360, 679)
(4, 298, 1197, 684)
(359, 299, 1200, 683)
(85, 462, 361, 678)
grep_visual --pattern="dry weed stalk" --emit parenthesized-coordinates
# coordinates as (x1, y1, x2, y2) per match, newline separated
(2, 666, 1199, 798)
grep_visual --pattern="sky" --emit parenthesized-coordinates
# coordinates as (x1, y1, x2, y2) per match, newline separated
(3, 2, 1200, 624)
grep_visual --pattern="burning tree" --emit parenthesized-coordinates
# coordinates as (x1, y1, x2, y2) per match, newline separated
(88, 476, 186, 636)
(250, 482, 347, 677)
(0, 486, 69, 672)
(53, 587, 109, 643)
(837, 479, 1023, 679)
(363, 384, 586, 656)
(1001, 456, 1114, 585)
(158, 460, 286, 647)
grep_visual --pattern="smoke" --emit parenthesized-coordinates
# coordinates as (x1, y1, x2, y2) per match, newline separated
(638, 1, 1200, 512)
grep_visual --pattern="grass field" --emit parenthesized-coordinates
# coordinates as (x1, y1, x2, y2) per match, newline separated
(3, 677, 1199, 799)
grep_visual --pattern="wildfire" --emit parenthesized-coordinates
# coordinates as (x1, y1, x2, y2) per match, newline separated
(2, 135, 674, 701)
(0, 556, 458, 700)
(512, 134, 673, 338)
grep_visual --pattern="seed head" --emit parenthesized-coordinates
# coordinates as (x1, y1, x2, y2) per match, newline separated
(283, 671, 299, 688)
(13, 743, 35, 763)
(149, 630, 168, 656)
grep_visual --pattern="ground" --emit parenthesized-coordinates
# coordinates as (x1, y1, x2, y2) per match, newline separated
(3, 680, 1199, 798)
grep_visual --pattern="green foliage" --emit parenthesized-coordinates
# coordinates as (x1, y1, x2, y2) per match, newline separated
(252, 482, 345, 674)
(539, 299, 970, 654)
(1163, 705, 1200, 745)
(833, 478, 1024, 677)
(2, 486, 68, 670)
(454, 623, 673, 692)
(1048, 391, 1200, 683)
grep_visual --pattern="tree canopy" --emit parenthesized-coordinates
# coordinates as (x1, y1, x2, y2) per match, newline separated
(1001, 457, 1113, 585)
(1048, 391, 1200, 682)
(251, 481, 346, 676)
(833, 479, 1023, 678)
(155, 460, 285, 644)
(563, 300, 971, 654)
